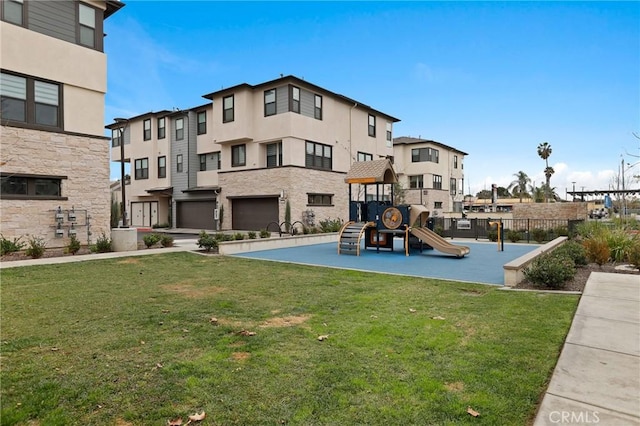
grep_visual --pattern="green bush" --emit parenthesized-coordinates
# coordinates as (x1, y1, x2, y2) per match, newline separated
(95, 233, 113, 253)
(259, 229, 271, 238)
(554, 226, 569, 237)
(627, 238, 640, 270)
(319, 218, 343, 233)
(142, 233, 161, 248)
(214, 233, 233, 242)
(434, 225, 445, 237)
(197, 231, 218, 252)
(1, 234, 25, 255)
(25, 236, 46, 259)
(524, 252, 576, 289)
(66, 235, 81, 255)
(506, 229, 521, 243)
(247, 231, 257, 239)
(152, 223, 170, 229)
(160, 234, 174, 247)
(234, 232, 245, 241)
(487, 230, 498, 242)
(552, 240, 588, 266)
(605, 228, 636, 263)
(531, 228, 546, 243)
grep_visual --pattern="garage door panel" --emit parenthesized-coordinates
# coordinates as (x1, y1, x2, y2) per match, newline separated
(232, 198, 278, 231)
(177, 201, 216, 230)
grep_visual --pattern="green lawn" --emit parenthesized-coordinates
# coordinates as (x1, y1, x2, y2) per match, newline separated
(0, 252, 578, 425)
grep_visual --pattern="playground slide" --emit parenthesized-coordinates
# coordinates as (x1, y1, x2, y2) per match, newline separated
(410, 227, 470, 258)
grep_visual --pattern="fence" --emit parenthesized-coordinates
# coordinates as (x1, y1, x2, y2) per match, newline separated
(430, 218, 585, 243)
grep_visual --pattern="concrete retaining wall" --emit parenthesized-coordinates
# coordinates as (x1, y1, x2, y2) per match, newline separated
(504, 237, 568, 287)
(218, 233, 338, 255)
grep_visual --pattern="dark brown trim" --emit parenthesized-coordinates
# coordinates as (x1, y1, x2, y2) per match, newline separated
(1, 172, 68, 180)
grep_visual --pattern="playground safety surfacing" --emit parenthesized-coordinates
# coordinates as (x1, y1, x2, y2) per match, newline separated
(232, 239, 538, 286)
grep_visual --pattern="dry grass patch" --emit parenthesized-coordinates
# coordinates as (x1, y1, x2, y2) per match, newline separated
(445, 382, 465, 392)
(162, 282, 226, 298)
(116, 258, 141, 265)
(231, 352, 251, 361)
(259, 314, 311, 328)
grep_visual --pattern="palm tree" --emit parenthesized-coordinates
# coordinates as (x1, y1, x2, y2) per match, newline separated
(508, 171, 531, 202)
(537, 142, 554, 202)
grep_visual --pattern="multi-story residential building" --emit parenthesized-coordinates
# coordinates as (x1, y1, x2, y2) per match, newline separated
(108, 75, 400, 231)
(1, 0, 124, 247)
(393, 137, 467, 215)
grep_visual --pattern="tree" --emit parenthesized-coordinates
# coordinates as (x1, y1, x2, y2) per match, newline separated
(537, 142, 554, 202)
(508, 171, 532, 202)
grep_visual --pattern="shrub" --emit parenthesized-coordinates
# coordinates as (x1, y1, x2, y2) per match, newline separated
(319, 218, 343, 233)
(487, 230, 498, 242)
(627, 238, 640, 270)
(434, 225, 445, 237)
(66, 235, 81, 255)
(524, 252, 576, 289)
(1, 234, 25, 255)
(554, 226, 569, 237)
(142, 233, 161, 248)
(234, 232, 245, 241)
(531, 228, 546, 243)
(197, 231, 218, 252)
(582, 236, 610, 266)
(506, 229, 520, 243)
(25, 236, 46, 259)
(160, 234, 174, 247)
(95, 233, 113, 253)
(247, 231, 257, 239)
(152, 223, 170, 229)
(552, 241, 588, 266)
(259, 229, 271, 238)
(605, 228, 636, 263)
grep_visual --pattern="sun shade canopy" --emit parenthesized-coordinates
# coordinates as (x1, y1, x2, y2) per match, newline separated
(344, 159, 398, 184)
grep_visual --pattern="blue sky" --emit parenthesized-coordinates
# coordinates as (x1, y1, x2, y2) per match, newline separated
(104, 1, 640, 197)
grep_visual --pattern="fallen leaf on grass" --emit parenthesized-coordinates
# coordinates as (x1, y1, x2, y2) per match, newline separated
(237, 330, 256, 336)
(317, 335, 329, 341)
(167, 418, 182, 426)
(50, 347, 60, 351)
(186, 411, 206, 423)
(467, 406, 480, 417)
(432, 316, 446, 320)
(210, 317, 218, 325)
(409, 308, 417, 313)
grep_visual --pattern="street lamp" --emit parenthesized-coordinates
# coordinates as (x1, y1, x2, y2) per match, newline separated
(114, 117, 129, 228)
(572, 181, 576, 202)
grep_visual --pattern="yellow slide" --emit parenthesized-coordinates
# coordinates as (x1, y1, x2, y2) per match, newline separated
(410, 227, 470, 258)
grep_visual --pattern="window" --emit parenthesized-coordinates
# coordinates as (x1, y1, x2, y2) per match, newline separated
(368, 114, 376, 137)
(2, 0, 24, 26)
(78, 3, 96, 48)
(1, 174, 64, 199)
(409, 175, 423, 189)
(223, 95, 234, 123)
(411, 147, 439, 163)
(357, 152, 373, 162)
(111, 128, 122, 147)
(290, 86, 300, 113)
(175, 118, 184, 140)
(314, 95, 322, 120)
(1, 72, 62, 130)
(454, 155, 458, 169)
(211, 151, 221, 170)
(197, 111, 206, 134)
(134, 158, 149, 180)
(386, 122, 392, 143)
(199, 154, 207, 171)
(266, 142, 282, 168)
(433, 174, 442, 190)
(434, 201, 443, 209)
(264, 89, 276, 116)
(450, 178, 457, 195)
(143, 119, 151, 140)
(232, 144, 246, 167)
(158, 117, 166, 139)
(305, 141, 332, 170)
(176, 154, 183, 173)
(308, 193, 333, 206)
(158, 156, 166, 178)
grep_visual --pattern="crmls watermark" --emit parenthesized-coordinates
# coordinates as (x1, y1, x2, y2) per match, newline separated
(549, 410, 600, 424)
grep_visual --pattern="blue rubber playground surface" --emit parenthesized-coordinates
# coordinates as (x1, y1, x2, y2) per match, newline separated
(232, 239, 538, 286)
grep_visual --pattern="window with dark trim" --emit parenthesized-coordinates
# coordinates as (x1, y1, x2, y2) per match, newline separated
(176, 154, 183, 172)
(368, 114, 376, 137)
(134, 158, 149, 180)
(197, 111, 206, 134)
(305, 141, 332, 170)
(158, 156, 166, 178)
(409, 175, 423, 189)
(454, 155, 458, 169)
(78, 3, 96, 48)
(199, 154, 207, 171)
(1, 173, 65, 199)
(266, 142, 282, 168)
(158, 117, 166, 139)
(433, 174, 442, 190)
(357, 152, 373, 162)
(1, 0, 24, 26)
(411, 147, 439, 163)
(223, 95, 234, 123)
(111, 128, 122, 147)
(231, 144, 246, 167)
(0, 71, 62, 130)
(386, 122, 392, 142)
(434, 201, 443, 209)
(290, 86, 300, 113)
(314, 95, 322, 120)
(308, 193, 333, 206)
(450, 178, 457, 195)
(264, 89, 276, 116)
(175, 118, 184, 140)
(143, 118, 151, 140)
(211, 151, 221, 170)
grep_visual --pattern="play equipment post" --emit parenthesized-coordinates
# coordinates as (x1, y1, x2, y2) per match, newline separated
(489, 219, 504, 251)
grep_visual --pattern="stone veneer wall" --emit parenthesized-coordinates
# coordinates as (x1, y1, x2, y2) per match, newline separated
(0, 126, 111, 248)
(511, 202, 589, 220)
(218, 166, 349, 229)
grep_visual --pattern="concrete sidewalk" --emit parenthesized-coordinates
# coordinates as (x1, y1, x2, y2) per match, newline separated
(534, 272, 640, 425)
